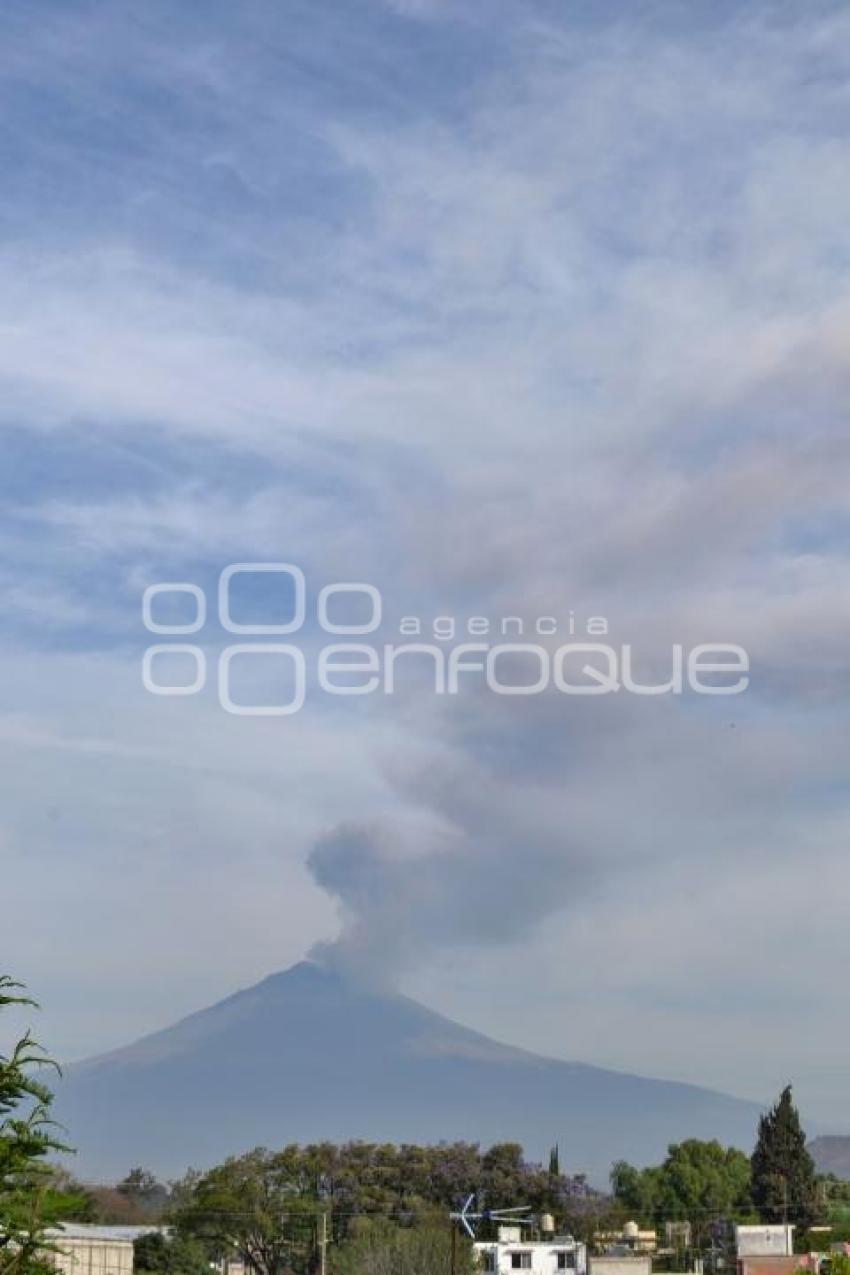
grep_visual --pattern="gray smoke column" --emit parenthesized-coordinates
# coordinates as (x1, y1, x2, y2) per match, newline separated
(307, 750, 599, 984)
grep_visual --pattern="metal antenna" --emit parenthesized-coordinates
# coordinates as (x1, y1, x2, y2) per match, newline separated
(450, 1194, 533, 1240)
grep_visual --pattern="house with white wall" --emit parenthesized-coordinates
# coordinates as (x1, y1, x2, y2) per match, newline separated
(475, 1227, 587, 1274)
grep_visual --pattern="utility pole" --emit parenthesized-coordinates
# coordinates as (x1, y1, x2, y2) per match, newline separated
(318, 1210, 328, 1275)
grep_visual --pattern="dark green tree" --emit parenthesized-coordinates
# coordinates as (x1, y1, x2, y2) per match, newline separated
(480, 1143, 527, 1208)
(549, 1146, 560, 1178)
(610, 1159, 661, 1221)
(133, 1231, 211, 1275)
(173, 1148, 319, 1275)
(0, 977, 80, 1275)
(612, 1141, 753, 1244)
(330, 1214, 474, 1275)
(751, 1086, 820, 1228)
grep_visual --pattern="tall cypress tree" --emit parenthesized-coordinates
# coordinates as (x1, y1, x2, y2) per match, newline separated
(548, 1144, 560, 1177)
(750, 1085, 820, 1228)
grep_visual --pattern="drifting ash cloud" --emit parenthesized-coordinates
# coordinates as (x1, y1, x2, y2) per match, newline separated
(307, 750, 606, 985)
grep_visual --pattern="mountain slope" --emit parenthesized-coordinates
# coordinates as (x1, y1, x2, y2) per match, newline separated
(55, 961, 763, 1185)
(809, 1136, 850, 1179)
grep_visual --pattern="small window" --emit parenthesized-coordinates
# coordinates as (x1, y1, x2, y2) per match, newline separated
(511, 1254, 532, 1270)
(482, 1254, 496, 1273)
(557, 1253, 576, 1270)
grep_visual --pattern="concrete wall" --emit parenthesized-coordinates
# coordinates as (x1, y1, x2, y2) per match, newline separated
(48, 1235, 134, 1275)
(589, 1255, 653, 1275)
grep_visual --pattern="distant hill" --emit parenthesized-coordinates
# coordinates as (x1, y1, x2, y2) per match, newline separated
(55, 961, 763, 1186)
(810, 1136, 850, 1179)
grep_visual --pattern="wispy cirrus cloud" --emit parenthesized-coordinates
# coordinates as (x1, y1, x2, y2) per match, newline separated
(1, 0, 849, 1123)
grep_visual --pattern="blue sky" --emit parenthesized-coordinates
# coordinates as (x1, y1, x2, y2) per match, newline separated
(2, 0, 850, 1137)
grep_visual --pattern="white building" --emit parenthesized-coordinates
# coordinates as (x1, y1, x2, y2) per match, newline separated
(45, 1225, 164, 1275)
(735, 1227, 795, 1259)
(475, 1228, 587, 1274)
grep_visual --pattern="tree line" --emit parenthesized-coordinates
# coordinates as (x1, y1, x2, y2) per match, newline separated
(610, 1089, 823, 1250)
